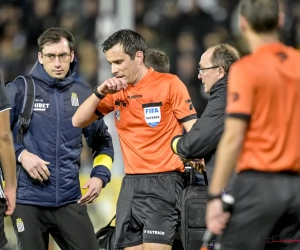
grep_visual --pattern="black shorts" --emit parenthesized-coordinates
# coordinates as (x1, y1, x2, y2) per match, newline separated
(11, 203, 98, 250)
(0, 199, 7, 249)
(115, 172, 183, 248)
(221, 171, 300, 250)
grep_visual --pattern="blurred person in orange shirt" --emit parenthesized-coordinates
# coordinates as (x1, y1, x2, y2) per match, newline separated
(206, 0, 300, 249)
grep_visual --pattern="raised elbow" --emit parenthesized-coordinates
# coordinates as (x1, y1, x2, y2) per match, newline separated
(72, 117, 78, 127)
(72, 116, 83, 128)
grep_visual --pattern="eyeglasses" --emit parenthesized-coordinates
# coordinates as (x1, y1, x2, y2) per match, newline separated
(41, 52, 71, 63)
(198, 66, 219, 75)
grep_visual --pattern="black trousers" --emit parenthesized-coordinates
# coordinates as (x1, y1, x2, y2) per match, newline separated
(11, 203, 98, 250)
(221, 171, 300, 250)
(115, 172, 183, 249)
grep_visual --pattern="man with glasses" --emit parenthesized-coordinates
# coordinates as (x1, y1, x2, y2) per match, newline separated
(171, 43, 240, 188)
(5, 27, 114, 250)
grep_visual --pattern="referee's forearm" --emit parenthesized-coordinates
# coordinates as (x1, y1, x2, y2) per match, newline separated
(209, 132, 241, 195)
(72, 94, 100, 128)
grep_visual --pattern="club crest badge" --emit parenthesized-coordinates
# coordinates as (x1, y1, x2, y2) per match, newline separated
(16, 218, 25, 232)
(144, 106, 161, 127)
(71, 92, 79, 106)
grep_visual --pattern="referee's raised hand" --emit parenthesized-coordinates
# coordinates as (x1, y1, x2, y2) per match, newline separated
(97, 77, 127, 95)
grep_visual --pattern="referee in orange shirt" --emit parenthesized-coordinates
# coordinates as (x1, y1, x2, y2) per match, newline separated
(72, 29, 197, 250)
(205, 0, 300, 249)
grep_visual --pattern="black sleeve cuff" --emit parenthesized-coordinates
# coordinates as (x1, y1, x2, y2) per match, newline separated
(179, 114, 197, 123)
(227, 113, 250, 121)
(90, 165, 111, 188)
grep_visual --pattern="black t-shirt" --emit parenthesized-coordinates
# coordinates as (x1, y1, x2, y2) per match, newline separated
(0, 71, 10, 112)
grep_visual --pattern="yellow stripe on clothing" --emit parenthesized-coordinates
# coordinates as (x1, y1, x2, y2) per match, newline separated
(172, 138, 180, 154)
(93, 154, 112, 170)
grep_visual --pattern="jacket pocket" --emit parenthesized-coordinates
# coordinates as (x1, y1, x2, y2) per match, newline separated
(16, 166, 30, 199)
(72, 164, 80, 180)
(70, 157, 80, 180)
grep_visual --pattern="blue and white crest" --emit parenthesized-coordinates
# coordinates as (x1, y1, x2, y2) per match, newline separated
(115, 109, 120, 121)
(144, 106, 161, 127)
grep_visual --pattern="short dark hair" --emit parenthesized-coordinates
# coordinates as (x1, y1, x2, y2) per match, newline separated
(37, 27, 74, 52)
(101, 29, 147, 61)
(145, 48, 170, 73)
(239, 0, 280, 33)
(209, 44, 240, 73)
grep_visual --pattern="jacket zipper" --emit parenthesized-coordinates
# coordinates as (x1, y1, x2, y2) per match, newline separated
(54, 83, 60, 206)
(16, 166, 21, 189)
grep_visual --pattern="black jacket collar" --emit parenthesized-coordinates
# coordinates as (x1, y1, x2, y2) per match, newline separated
(209, 76, 227, 95)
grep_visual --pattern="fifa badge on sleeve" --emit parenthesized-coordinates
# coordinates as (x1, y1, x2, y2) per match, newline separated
(115, 109, 120, 121)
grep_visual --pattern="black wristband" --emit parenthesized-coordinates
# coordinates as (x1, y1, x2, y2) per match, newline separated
(207, 192, 222, 202)
(93, 86, 106, 99)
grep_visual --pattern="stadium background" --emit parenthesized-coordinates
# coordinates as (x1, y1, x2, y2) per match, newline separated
(0, 0, 299, 249)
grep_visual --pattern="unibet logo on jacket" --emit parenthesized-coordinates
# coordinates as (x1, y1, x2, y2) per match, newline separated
(34, 99, 49, 112)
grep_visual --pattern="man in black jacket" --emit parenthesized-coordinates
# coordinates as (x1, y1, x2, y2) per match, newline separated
(171, 44, 240, 189)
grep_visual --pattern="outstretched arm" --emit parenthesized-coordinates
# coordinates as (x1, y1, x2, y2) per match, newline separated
(171, 111, 225, 159)
(205, 117, 247, 235)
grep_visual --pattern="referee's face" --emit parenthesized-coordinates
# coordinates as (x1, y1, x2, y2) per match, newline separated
(106, 44, 139, 85)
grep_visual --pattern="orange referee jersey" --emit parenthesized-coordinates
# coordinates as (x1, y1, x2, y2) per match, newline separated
(96, 69, 197, 174)
(227, 43, 300, 173)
